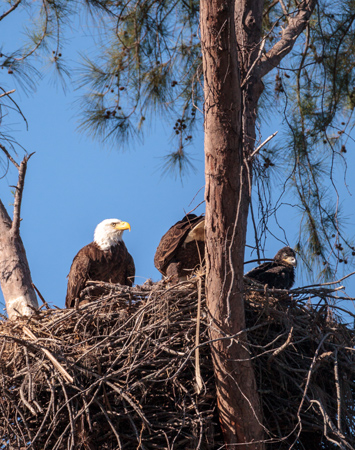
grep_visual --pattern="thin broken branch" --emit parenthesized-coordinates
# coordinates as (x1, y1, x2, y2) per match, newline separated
(11, 153, 34, 236)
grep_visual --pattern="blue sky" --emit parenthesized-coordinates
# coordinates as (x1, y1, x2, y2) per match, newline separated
(1, 4, 355, 315)
(1, 86, 205, 308)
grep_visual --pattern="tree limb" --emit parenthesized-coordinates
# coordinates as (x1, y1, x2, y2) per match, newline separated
(0, 143, 19, 169)
(11, 153, 34, 237)
(248, 131, 278, 160)
(256, 0, 317, 79)
(278, 0, 289, 19)
(0, 89, 15, 99)
(0, 0, 22, 22)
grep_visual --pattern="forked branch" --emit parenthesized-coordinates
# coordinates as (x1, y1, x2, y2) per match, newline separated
(12, 153, 34, 237)
(0, 147, 38, 319)
(256, 0, 317, 78)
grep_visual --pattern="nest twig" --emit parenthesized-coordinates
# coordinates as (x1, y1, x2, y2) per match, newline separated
(0, 278, 354, 449)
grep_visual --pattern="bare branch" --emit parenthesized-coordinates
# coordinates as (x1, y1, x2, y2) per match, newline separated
(248, 131, 278, 160)
(32, 283, 49, 308)
(278, 0, 288, 18)
(256, 0, 317, 79)
(22, 327, 74, 384)
(0, 143, 19, 169)
(0, 89, 15, 99)
(195, 277, 203, 394)
(291, 271, 355, 290)
(11, 153, 34, 237)
(0, 0, 22, 22)
(241, 37, 266, 88)
(333, 351, 342, 434)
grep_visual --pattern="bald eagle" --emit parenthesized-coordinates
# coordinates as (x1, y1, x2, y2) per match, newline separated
(65, 219, 135, 308)
(244, 246, 297, 290)
(154, 214, 205, 283)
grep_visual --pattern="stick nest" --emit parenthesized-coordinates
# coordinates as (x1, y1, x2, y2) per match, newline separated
(0, 278, 354, 449)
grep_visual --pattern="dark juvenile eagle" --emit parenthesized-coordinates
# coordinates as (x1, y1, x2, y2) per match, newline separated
(244, 246, 297, 290)
(154, 214, 205, 283)
(65, 219, 135, 308)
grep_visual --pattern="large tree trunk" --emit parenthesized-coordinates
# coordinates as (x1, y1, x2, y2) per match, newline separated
(0, 153, 38, 319)
(201, 0, 264, 448)
(201, 0, 317, 446)
(0, 202, 38, 319)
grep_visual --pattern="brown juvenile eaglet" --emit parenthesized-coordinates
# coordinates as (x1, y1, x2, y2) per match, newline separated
(154, 214, 205, 283)
(244, 246, 297, 290)
(65, 219, 135, 308)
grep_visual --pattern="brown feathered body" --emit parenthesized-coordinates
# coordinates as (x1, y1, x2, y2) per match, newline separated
(245, 246, 296, 290)
(154, 214, 205, 283)
(65, 241, 135, 308)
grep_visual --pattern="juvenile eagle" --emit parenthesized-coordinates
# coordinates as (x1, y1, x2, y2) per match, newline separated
(65, 219, 135, 308)
(244, 246, 297, 290)
(154, 214, 205, 283)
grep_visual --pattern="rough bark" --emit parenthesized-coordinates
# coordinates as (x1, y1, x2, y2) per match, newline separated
(201, 0, 264, 448)
(201, 0, 318, 447)
(0, 153, 38, 319)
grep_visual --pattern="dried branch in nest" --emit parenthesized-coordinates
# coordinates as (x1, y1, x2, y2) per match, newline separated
(244, 280, 355, 449)
(0, 277, 354, 450)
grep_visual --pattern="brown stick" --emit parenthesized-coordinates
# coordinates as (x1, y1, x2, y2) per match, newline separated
(12, 153, 35, 237)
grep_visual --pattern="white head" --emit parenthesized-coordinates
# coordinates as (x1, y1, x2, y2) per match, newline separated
(94, 218, 131, 251)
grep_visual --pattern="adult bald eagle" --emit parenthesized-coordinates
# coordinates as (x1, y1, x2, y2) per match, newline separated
(65, 219, 135, 308)
(154, 214, 205, 283)
(244, 246, 297, 290)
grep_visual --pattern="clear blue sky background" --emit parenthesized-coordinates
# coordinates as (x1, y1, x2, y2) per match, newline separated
(1, 5, 354, 316)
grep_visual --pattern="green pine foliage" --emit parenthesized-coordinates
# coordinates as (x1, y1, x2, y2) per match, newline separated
(257, 0, 355, 279)
(77, 0, 202, 156)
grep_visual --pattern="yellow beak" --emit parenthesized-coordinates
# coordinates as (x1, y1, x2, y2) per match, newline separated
(283, 256, 297, 267)
(115, 221, 131, 232)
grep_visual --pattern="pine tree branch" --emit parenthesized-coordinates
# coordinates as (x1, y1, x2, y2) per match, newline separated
(0, 87, 28, 128)
(0, 0, 22, 22)
(256, 0, 317, 79)
(11, 153, 34, 237)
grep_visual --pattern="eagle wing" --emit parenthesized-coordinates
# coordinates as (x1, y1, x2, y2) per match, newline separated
(124, 247, 135, 286)
(245, 261, 294, 289)
(65, 243, 97, 308)
(245, 262, 278, 283)
(154, 214, 204, 275)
